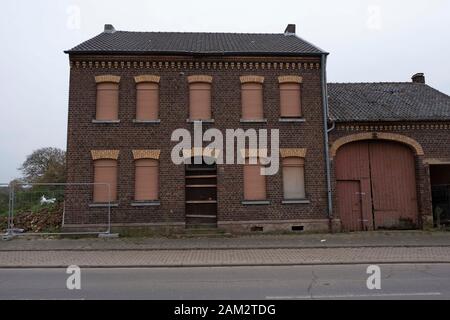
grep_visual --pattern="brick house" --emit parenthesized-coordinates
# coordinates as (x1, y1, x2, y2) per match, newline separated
(328, 76, 450, 231)
(64, 24, 450, 233)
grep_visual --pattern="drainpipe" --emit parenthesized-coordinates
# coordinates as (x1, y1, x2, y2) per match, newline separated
(320, 53, 334, 232)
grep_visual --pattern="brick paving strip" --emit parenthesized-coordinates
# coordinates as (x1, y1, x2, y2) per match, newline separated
(1, 247, 450, 268)
(1, 231, 450, 251)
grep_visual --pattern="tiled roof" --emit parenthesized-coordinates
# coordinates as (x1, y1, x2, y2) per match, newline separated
(328, 82, 450, 122)
(65, 30, 325, 56)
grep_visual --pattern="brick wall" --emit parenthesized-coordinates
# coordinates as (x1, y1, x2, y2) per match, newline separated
(329, 122, 450, 228)
(65, 55, 329, 231)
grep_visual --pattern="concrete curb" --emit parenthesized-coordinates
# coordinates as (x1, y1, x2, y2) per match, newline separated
(1, 261, 450, 269)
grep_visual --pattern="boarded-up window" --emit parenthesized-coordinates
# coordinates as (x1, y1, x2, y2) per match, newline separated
(136, 82, 159, 120)
(93, 159, 117, 202)
(282, 157, 305, 199)
(243, 160, 266, 200)
(189, 82, 212, 120)
(241, 82, 264, 120)
(135, 159, 159, 201)
(280, 83, 302, 117)
(96, 82, 119, 120)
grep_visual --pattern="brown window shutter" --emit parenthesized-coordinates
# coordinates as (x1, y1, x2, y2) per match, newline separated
(96, 82, 119, 120)
(189, 82, 212, 120)
(134, 159, 159, 201)
(282, 157, 305, 199)
(93, 159, 118, 202)
(243, 162, 266, 200)
(136, 82, 159, 120)
(280, 83, 302, 117)
(241, 83, 264, 120)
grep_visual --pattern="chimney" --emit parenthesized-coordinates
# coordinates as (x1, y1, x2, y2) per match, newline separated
(284, 24, 296, 35)
(104, 24, 116, 33)
(412, 73, 425, 84)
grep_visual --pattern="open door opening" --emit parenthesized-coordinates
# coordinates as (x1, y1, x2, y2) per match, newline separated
(430, 164, 450, 228)
(185, 157, 217, 228)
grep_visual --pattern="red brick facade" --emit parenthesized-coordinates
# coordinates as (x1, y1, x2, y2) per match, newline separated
(64, 36, 450, 233)
(65, 55, 331, 232)
(329, 122, 450, 229)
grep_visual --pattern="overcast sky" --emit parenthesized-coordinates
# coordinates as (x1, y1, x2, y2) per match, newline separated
(0, 0, 449, 182)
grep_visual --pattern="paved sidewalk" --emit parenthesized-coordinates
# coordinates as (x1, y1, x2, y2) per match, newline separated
(1, 231, 450, 251)
(1, 247, 450, 268)
(0, 231, 449, 267)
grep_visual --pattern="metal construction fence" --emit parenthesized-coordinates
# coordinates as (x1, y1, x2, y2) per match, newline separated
(1, 182, 113, 239)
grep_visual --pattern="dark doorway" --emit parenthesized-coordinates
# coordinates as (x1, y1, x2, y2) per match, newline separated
(185, 157, 217, 228)
(430, 164, 450, 227)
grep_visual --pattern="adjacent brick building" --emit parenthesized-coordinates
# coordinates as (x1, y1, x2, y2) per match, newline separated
(64, 24, 450, 233)
(328, 77, 450, 231)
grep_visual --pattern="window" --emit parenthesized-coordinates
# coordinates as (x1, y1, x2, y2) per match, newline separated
(282, 157, 305, 199)
(188, 75, 212, 120)
(279, 76, 303, 118)
(134, 159, 159, 201)
(243, 160, 267, 200)
(135, 75, 160, 121)
(93, 159, 118, 202)
(240, 76, 264, 120)
(94, 75, 120, 121)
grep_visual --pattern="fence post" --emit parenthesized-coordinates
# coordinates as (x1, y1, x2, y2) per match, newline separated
(7, 181, 14, 237)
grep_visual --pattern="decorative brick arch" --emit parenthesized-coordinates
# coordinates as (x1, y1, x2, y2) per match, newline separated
(278, 75, 303, 84)
(134, 75, 160, 84)
(240, 75, 264, 84)
(132, 149, 161, 160)
(187, 75, 213, 84)
(182, 147, 221, 159)
(330, 132, 424, 158)
(90, 150, 120, 160)
(94, 75, 121, 84)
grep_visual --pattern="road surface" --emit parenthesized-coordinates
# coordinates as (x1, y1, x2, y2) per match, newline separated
(0, 263, 449, 300)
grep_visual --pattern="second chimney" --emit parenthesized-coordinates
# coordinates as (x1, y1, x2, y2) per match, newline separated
(284, 24, 296, 35)
(412, 73, 425, 84)
(104, 24, 116, 33)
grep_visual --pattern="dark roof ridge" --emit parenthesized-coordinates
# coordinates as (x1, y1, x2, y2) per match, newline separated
(329, 81, 413, 85)
(113, 30, 283, 35)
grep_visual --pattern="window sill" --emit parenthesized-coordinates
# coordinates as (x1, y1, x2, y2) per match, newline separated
(278, 118, 305, 123)
(89, 203, 119, 208)
(131, 201, 161, 207)
(241, 200, 271, 205)
(187, 119, 215, 123)
(240, 119, 267, 123)
(133, 119, 161, 124)
(282, 199, 310, 204)
(92, 120, 120, 124)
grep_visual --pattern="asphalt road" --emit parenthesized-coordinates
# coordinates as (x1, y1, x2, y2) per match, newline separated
(0, 264, 449, 300)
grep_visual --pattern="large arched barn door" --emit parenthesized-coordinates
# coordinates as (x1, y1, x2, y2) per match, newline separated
(335, 140, 418, 231)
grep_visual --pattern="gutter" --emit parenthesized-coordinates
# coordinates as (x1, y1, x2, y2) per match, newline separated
(320, 54, 334, 231)
(64, 50, 325, 57)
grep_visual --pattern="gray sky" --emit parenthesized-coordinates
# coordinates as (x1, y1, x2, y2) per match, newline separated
(1, 0, 449, 182)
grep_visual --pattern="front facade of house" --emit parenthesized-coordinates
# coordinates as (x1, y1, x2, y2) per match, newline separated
(64, 24, 450, 233)
(64, 24, 333, 233)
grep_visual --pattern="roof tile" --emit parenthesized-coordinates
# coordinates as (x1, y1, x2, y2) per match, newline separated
(328, 82, 450, 122)
(66, 31, 325, 55)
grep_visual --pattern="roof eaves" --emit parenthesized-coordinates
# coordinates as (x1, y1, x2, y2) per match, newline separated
(64, 50, 324, 56)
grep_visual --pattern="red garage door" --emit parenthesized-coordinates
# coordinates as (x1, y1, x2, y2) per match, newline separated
(335, 140, 418, 231)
